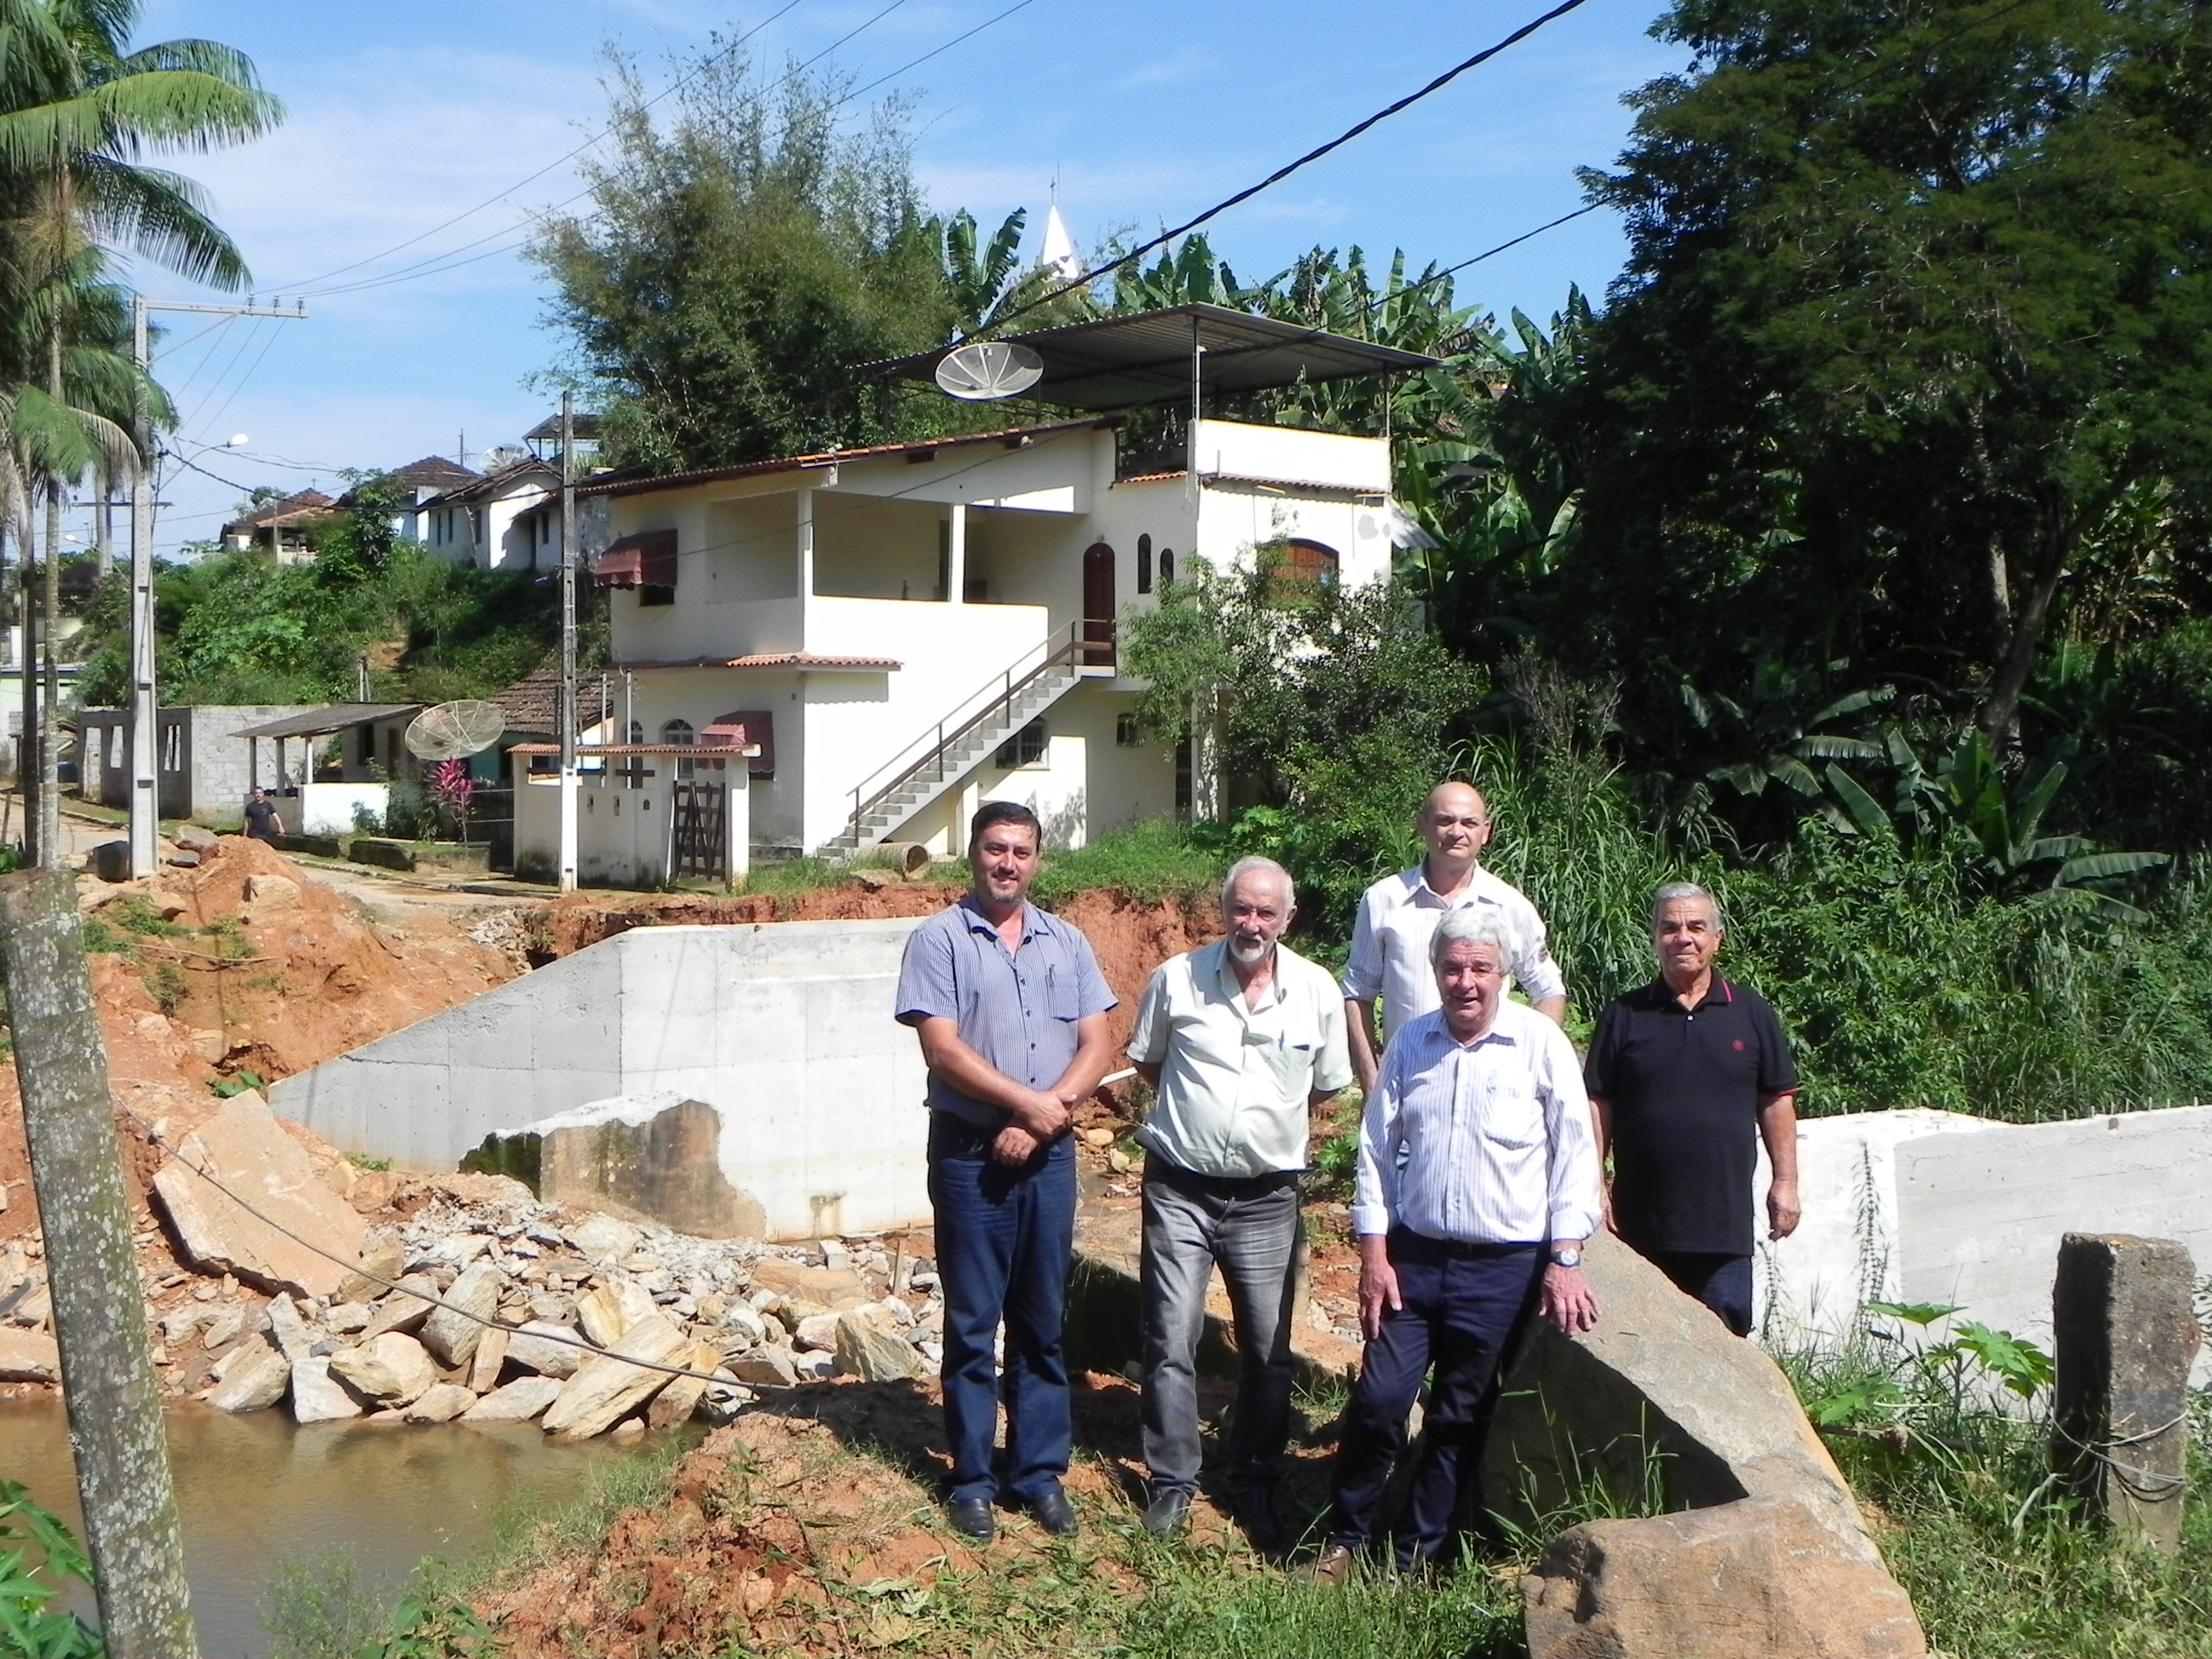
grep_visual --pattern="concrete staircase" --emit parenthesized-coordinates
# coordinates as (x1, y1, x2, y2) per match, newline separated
(830, 621, 1105, 853)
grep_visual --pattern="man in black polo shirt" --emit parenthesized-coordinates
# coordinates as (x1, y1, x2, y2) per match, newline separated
(1584, 882, 1800, 1336)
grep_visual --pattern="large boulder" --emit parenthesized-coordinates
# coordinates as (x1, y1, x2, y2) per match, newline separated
(541, 1311, 688, 1440)
(290, 1357, 364, 1425)
(329, 1332, 437, 1406)
(150, 1091, 369, 1300)
(469, 1095, 768, 1240)
(834, 1309, 918, 1382)
(207, 1336, 291, 1413)
(0, 1330, 60, 1383)
(505, 1321, 582, 1379)
(419, 1260, 504, 1368)
(1523, 1497, 1927, 1658)
(462, 1375, 565, 1425)
(1481, 1233, 1876, 1559)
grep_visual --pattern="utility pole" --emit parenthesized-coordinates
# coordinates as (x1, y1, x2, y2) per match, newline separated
(0, 872, 197, 1657)
(129, 295, 305, 878)
(557, 392, 579, 892)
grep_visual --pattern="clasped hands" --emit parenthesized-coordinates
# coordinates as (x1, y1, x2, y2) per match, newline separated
(991, 1084, 1080, 1166)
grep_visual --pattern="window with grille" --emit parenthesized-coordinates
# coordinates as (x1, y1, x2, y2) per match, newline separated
(995, 718, 1047, 769)
(661, 718, 697, 779)
(1115, 714, 1143, 747)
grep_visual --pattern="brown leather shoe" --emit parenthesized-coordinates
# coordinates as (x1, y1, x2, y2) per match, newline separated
(1303, 1542, 1355, 1584)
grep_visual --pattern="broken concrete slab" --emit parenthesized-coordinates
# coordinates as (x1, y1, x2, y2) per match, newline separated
(469, 1095, 768, 1240)
(207, 1336, 291, 1413)
(1523, 1496, 1927, 1659)
(0, 1329, 60, 1383)
(290, 1358, 364, 1425)
(541, 1311, 688, 1440)
(419, 1260, 503, 1368)
(1479, 1232, 1879, 1561)
(463, 1375, 565, 1425)
(151, 1090, 369, 1300)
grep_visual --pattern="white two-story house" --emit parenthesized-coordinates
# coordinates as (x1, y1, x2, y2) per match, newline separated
(509, 304, 1435, 882)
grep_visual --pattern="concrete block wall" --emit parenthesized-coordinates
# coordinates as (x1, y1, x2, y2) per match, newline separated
(1755, 1105, 2212, 1382)
(268, 918, 933, 1238)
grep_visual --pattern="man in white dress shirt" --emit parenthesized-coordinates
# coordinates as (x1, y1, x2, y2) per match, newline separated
(1341, 781, 1567, 1096)
(1311, 905, 1601, 1577)
(1126, 857, 1352, 1549)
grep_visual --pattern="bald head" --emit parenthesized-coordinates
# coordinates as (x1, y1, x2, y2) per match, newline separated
(1420, 781, 1493, 876)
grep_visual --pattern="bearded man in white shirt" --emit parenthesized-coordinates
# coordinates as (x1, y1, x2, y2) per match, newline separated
(1311, 905, 1601, 1578)
(1340, 781, 1566, 1096)
(1126, 856, 1352, 1550)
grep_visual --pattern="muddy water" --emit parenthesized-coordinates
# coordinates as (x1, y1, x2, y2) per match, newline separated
(0, 1399, 691, 1658)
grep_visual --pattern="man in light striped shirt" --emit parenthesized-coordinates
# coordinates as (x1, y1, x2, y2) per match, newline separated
(1311, 906, 1603, 1578)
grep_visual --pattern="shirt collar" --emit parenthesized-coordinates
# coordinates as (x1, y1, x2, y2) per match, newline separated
(1418, 1008, 1517, 1050)
(1408, 863, 1495, 908)
(958, 894, 1043, 943)
(1639, 973, 1731, 1011)
(1207, 939, 1288, 1008)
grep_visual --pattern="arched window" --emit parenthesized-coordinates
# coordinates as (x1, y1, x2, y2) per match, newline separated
(1160, 548, 1175, 585)
(661, 717, 696, 780)
(1136, 534, 1153, 595)
(1267, 537, 1339, 601)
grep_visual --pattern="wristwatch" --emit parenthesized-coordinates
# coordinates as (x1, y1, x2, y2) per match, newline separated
(1550, 1247, 1582, 1269)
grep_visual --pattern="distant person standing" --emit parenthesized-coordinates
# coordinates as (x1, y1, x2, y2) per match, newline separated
(1341, 781, 1566, 1097)
(1125, 856, 1351, 1549)
(895, 801, 1117, 1544)
(242, 787, 283, 842)
(1584, 882, 1801, 1337)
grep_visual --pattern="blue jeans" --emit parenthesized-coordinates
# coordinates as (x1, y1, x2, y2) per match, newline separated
(927, 1115, 1076, 1506)
(1645, 1250, 1753, 1337)
(1326, 1229, 1544, 1564)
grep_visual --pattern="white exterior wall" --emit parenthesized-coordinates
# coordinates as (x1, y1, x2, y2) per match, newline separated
(511, 755, 751, 886)
(1755, 1105, 2212, 1383)
(267, 919, 935, 1239)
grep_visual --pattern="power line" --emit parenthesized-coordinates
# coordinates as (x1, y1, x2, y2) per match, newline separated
(267, 0, 813, 295)
(188, 323, 289, 447)
(967, 0, 1595, 342)
(292, 0, 928, 302)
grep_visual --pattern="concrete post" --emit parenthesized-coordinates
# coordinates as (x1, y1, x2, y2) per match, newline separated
(723, 762, 750, 888)
(796, 489, 815, 649)
(945, 501, 966, 605)
(2051, 1231, 2199, 1552)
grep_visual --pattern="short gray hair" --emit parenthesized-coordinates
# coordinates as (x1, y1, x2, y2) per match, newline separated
(1429, 905, 1513, 968)
(1650, 881, 1721, 929)
(1221, 856, 1294, 914)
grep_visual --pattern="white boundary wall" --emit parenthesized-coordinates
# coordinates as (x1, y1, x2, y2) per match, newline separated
(1756, 1105, 2212, 1381)
(268, 918, 930, 1240)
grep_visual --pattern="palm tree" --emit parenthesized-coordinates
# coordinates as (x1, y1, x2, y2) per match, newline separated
(0, 0, 279, 863)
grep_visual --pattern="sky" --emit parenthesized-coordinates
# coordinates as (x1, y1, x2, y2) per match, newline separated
(119, 0, 1687, 557)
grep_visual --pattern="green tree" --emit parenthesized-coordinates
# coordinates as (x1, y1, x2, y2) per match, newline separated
(530, 41, 960, 472)
(1578, 0, 2212, 745)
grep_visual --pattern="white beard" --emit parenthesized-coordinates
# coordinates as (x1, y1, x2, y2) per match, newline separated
(1229, 937, 1272, 967)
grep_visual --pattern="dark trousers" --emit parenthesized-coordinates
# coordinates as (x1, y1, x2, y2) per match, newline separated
(1326, 1229, 1544, 1564)
(1645, 1250, 1753, 1337)
(1139, 1160, 1301, 1496)
(927, 1115, 1076, 1506)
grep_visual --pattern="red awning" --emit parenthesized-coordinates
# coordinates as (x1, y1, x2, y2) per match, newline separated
(703, 710, 775, 776)
(592, 529, 678, 589)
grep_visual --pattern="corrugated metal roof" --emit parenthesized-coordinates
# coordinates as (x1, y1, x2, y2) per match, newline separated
(861, 302, 1441, 412)
(232, 704, 420, 741)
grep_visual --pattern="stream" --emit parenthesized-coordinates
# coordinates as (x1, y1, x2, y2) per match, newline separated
(0, 1397, 692, 1658)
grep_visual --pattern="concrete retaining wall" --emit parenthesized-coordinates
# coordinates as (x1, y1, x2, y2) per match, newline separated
(268, 918, 932, 1240)
(1756, 1104, 2212, 1382)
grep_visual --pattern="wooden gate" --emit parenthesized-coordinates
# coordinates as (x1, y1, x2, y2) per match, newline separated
(670, 779, 726, 882)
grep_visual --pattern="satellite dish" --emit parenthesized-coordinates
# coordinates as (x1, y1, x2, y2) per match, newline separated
(404, 699, 506, 761)
(935, 340, 1044, 401)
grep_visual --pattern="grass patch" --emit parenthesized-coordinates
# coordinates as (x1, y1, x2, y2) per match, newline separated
(1034, 818, 1225, 905)
(1112, 1557, 1523, 1659)
(459, 1435, 693, 1589)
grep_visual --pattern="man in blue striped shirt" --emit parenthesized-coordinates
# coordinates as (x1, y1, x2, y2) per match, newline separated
(1312, 906, 1603, 1577)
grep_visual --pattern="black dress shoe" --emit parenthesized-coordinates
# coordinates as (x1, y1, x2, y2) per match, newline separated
(947, 1497, 995, 1542)
(1141, 1488, 1192, 1537)
(1027, 1486, 1080, 1537)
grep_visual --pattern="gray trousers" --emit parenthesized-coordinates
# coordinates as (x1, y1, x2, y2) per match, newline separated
(1139, 1159, 1302, 1496)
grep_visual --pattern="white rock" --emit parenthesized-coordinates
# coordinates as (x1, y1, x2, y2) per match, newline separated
(726, 1346, 800, 1387)
(576, 1278, 656, 1348)
(199, 1306, 247, 1351)
(718, 1302, 768, 1348)
(793, 1313, 841, 1353)
(505, 1321, 583, 1379)
(328, 1332, 436, 1406)
(403, 1382, 478, 1424)
(792, 1350, 836, 1382)
(291, 1357, 363, 1424)
(266, 1294, 317, 1364)
(541, 1312, 687, 1439)
(207, 1336, 290, 1412)
(566, 1215, 642, 1266)
(419, 1261, 504, 1368)
(361, 1275, 441, 1340)
(462, 1375, 565, 1424)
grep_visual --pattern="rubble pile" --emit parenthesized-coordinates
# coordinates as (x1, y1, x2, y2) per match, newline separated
(1, 1167, 945, 1440)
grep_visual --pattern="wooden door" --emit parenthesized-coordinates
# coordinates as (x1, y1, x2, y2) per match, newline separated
(1082, 542, 1115, 667)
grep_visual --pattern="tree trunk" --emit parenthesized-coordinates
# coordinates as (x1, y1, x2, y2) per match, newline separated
(1980, 525, 2066, 749)
(0, 872, 199, 1658)
(18, 525, 39, 867)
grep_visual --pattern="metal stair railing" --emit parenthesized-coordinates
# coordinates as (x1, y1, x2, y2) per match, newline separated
(842, 618, 1111, 847)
